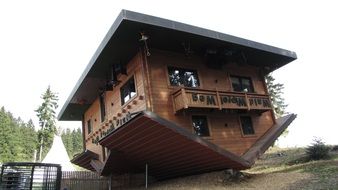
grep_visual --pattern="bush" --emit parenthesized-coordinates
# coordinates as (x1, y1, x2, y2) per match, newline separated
(306, 138, 330, 160)
(331, 145, 338, 151)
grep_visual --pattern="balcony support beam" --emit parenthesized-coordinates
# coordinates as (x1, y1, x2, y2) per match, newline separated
(216, 90, 222, 110)
(245, 93, 250, 111)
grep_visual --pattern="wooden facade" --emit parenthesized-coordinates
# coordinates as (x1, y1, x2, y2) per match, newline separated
(143, 50, 274, 155)
(59, 10, 297, 179)
(82, 52, 147, 159)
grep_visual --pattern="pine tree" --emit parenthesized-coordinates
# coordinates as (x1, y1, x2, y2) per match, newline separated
(265, 74, 287, 118)
(265, 74, 289, 138)
(35, 86, 59, 161)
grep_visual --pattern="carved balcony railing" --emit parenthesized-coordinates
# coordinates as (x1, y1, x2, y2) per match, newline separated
(172, 88, 272, 113)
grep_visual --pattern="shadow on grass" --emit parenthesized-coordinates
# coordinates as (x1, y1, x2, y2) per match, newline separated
(283, 159, 338, 189)
(273, 159, 338, 174)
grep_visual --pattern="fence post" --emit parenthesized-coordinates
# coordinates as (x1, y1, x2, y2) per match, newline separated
(109, 173, 112, 190)
(145, 164, 148, 189)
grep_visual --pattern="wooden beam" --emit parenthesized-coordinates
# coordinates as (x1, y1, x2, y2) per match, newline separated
(90, 159, 104, 173)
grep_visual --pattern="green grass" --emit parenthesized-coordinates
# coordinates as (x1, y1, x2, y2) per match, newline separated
(133, 147, 338, 189)
(247, 147, 338, 189)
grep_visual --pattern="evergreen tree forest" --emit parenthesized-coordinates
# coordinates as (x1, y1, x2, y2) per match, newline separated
(0, 106, 83, 163)
(61, 128, 83, 159)
(0, 107, 37, 163)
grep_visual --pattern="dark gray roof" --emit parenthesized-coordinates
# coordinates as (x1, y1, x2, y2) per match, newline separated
(58, 9, 297, 121)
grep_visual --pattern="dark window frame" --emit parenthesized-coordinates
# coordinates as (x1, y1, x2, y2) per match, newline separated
(239, 116, 255, 136)
(167, 66, 200, 88)
(120, 76, 137, 106)
(102, 146, 106, 161)
(230, 75, 254, 93)
(99, 92, 106, 122)
(87, 119, 92, 134)
(191, 115, 210, 137)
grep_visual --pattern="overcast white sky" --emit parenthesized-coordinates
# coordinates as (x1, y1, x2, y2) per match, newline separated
(1, 0, 337, 147)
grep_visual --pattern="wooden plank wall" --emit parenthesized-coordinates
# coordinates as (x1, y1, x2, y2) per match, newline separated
(83, 52, 147, 161)
(147, 49, 274, 155)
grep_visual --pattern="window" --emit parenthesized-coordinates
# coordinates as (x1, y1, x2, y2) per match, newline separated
(120, 76, 136, 105)
(240, 116, 255, 135)
(168, 66, 200, 87)
(192, 116, 210, 137)
(87, 119, 92, 134)
(99, 93, 106, 122)
(230, 76, 254, 93)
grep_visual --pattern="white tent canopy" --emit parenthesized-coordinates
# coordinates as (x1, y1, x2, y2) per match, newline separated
(42, 135, 75, 171)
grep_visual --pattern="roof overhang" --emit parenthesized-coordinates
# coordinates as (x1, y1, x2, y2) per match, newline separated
(71, 150, 99, 171)
(58, 9, 297, 121)
(71, 111, 296, 179)
(99, 111, 250, 179)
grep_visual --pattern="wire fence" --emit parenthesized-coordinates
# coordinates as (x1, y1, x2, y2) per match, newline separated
(61, 171, 146, 190)
(0, 162, 61, 190)
(61, 171, 109, 190)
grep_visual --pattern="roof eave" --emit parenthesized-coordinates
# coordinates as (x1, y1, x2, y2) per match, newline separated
(57, 11, 127, 121)
(58, 9, 297, 121)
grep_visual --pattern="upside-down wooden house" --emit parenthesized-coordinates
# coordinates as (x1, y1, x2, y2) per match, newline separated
(58, 10, 297, 180)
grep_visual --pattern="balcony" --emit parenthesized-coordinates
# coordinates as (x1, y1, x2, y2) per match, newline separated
(172, 88, 272, 113)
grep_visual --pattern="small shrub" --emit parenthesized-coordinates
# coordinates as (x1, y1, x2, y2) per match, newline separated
(306, 138, 330, 160)
(331, 145, 338, 151)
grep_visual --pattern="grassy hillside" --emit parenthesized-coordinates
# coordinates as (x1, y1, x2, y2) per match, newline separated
(135, 147, 338, 190)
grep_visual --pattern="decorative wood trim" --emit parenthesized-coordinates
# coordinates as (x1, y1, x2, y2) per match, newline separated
(172, 87, 271, 113)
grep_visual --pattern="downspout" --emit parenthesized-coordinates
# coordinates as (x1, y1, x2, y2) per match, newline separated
(140, 47, 153, 112)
